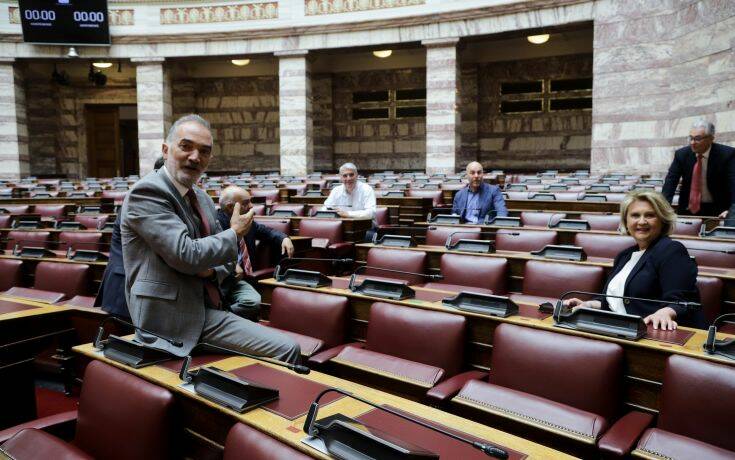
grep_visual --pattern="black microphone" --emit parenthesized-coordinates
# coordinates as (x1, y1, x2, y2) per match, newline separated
(303, 388, 508, 459)
(178, 342, 309, 382)
(553, 290, 700, 322)
(444, 230, 518, 247)
(274, 257, 354, 278)
(350, 265, 443, 283)
(94, 316, 184, 349)
(703, 313, 735, 357)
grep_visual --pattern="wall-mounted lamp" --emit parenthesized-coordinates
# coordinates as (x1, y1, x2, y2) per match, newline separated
(67, 47, 79, 58)
(92, 62, 113, 69)
(372, 50, 392, 58)
(231, 59, 251, 66)
(527, 34, 550, 45)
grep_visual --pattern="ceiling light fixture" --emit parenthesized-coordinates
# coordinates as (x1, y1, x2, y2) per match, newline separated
(527, 34, 550, 45)
(372, 50, 392, 58)
(231, 59, 251, 66)
(92, 62, 113, 69)
(67, 46, 79, 58)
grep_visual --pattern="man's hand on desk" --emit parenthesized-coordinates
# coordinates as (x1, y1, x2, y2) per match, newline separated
(281, 238, 295, 257)
(230, 202, 255, 237)
(337, 210, 350, 218)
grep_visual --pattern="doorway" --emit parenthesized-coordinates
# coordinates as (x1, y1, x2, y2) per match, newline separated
(86, 104, 138, 177)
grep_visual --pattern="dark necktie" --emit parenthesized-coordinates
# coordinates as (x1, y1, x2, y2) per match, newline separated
(185, 189, 221, 308)
(689, 153, 704, 214)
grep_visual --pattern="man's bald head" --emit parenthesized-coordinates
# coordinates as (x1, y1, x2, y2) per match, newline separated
(465, 161, 484, 192)
(219, 185, 251, 216)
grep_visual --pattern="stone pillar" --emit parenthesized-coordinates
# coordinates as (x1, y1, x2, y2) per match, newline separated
(0, 59, 29, 179)
(423, 38, 461, 175)
(133, 58, 172, 176)
(276, 50, 313, 176)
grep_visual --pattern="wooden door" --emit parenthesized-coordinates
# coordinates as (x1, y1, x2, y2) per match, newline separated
(86, 106, 120, 178)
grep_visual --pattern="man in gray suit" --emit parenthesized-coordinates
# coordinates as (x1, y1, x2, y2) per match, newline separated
(121, 114, 300, 364)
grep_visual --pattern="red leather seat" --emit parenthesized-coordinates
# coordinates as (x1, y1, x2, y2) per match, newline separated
(425, 225, 480, 247)
(223, 422, 311, 460)
(270, 203, 306, 216)
(0, 258, 24, 291)
(34, 204, 68, 220)
(511, 260, 605, 305)
(58, 232, 104, 252)
(0, 214, 11, 228)
(631, 355, 735, 459)
(250, 189, 280, 205)
(580, 213, 621, 231)
(251, 204, 266, 216)
(454, 323, 624, 445)
(495, 229, 557, 253)
(298, 219, 353, 272)
(0, 360, 174, 459)
(673, 218, 702, 236)
(696, 276, 722, 325)
(408, 189, 444, 206)
(6, 230, 52, 250)
(554, 192, 581, 201)
(254, 217, 291, 235)
(331, 302, 468, 392)
(676, 238, 735, 268)
(573, 233, 635, 260)
(34, 261, 91, 299)
(265, 287, 348, 359)
(101, 190, 127, 204)
(603, 193, 626, 203)
(520, 211, 567, 227)
(420, 253, 507, 295)
(365, 247, 427, 285)
(74, 214, 110, 230)
(0, 205, 30, 215)
(1, 428, 92, 460)
(375, 207, 390, 227)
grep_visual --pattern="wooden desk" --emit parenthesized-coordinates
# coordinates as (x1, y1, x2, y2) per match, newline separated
(73, 343, 574, 459)
(0, 197, 114, 211)
(505, 199, 623, 213)
(256, 216, 373, 243)
(289, 195, 435, 225)
(354, 243, 735, 314)
(0, 254, 107, 290)
(258, 277, 735, 415)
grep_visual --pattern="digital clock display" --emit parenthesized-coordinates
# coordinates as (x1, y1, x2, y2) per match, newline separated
(19, 0, 110, 46)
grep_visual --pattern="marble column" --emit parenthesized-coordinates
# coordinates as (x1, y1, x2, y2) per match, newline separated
(423, 38, 460, 175)
(133, 58, 172, 176)
(276, 50, 313, 176)
(0, 59, 29, 179)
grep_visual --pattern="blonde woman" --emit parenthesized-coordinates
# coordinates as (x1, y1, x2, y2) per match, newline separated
(565, 190, 703, 330)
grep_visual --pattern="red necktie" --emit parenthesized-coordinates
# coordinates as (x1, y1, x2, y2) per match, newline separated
(239, 238, 253, 276)
(186, 189, 221, 308)
(688, 153, 704, 214)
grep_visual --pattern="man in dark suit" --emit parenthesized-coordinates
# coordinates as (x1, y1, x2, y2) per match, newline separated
(216, 185, 294, 320)
(452, 161, 508, 223)
(95, 157, 165, 318)
(662, 120, 735, 217)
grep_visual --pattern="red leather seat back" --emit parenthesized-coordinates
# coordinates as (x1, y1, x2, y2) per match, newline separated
(554, 192, 580, 201)
(34, 204, 68, 219)
(495, 229, 557, 253)
(101, 190, 127, 203)
(491, 323, 624, 420)
(676, 239, 735, 268)
(0, 258, 23, 291)
(520, 212, 567, 227)
(658, 355, 735, 451)
(696, 276, 723, 324)
(0, 205, 30, 215)
(603, 193, 626, 202)
(58, 232, 104, 252)
(580, 213, 621, 231)
(251, 204, 266, 216)
(270, 287, 348, 349)
(74, 214, 109, 230)
(254, 217, 291, 235)
(425, 226, 480, 247)
(224, 422, 311, 460)
(271, 204, 306, 216)
(365, 248, 427, 285)
(673, 218, 702, 236)
(440, 253, 508, 294)
(366, 302, 465, 378)
(573, 233, 635, 260)
(0, 214, 11, 228)
(298, 219, 344, 244)
(34, 262, 91, 298)
(408, 189, 444, 206)
(251, 189, 280, 204)
(7, 231, 51, 250)
(522, 260, 605, 299)
(3, 428, 93, 460)
(375, 207, 389, 226)
(74, 360, 174, 460)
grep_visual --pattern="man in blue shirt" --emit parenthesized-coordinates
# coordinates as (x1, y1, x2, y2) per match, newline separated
(451, 161, 508, 223)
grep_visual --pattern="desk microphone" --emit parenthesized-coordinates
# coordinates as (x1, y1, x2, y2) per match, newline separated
(93, 316, 184, 349)
(349, 265, 443, 283)
(703, 313, 735, 359)
(178, 342, 309, 383)
(303, 387, 509, 459)
(444, 230, 518, 247)
(274, 257, 354, 278)
(553, 290, 701, 322)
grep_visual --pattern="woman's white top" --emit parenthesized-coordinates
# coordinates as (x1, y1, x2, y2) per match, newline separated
(606, 249, 646, 313)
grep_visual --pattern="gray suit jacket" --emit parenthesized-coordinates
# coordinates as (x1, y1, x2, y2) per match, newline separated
(121, 168, 237, 356)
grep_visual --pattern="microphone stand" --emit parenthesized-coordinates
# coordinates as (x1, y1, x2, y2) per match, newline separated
(704, 313, 735, 360)
(273, 257, 354, 288)
(444, 230, 519, 253)
(348, 265, 443, 300)
(303, 387, 509, 459)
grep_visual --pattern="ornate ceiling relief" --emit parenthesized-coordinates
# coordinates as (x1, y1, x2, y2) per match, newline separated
(305, 0, 424, 16)
(159, 2, 278, 24)
(8, 7, 134, 26)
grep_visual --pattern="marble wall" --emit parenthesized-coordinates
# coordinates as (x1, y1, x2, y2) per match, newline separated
(0, 62, 29, 179)
(136, 60, 172, 176)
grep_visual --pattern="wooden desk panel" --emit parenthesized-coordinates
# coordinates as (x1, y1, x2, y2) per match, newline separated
(258, 278, 735, 414)
(506, 199, 623, 213)
(73, 344, 574, 459)
(256, 216, 373, 243)
(289, 195, 435, 225)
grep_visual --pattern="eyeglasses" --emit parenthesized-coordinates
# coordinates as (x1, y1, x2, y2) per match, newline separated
(688, 135, 711, 142)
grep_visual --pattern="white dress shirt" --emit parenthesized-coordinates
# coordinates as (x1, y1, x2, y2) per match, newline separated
(606, 249, 645, 313)
(323, 181, 377, 221)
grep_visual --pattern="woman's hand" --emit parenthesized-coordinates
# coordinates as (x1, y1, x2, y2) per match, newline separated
(563, 298, 602, 311)
(644, 307, 678, 330)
